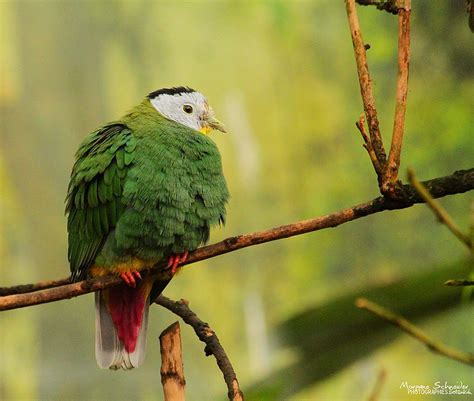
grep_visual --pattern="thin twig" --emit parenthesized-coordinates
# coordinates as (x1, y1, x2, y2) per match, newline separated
(356, 114, 383, 176)
(160, 322, 186, 401)
(367, 368, 387, 401)
(156, 296, 244, 401)
(444, 279, 474, 287)
(346, 0, 387, 176)
(356, 298, 474, 366)
(384, 0, 411, 193)
(408, 168, 472, 249)
(0, 168, 473, 311)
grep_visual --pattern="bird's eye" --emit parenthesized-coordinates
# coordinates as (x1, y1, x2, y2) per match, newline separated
(183, 104, 193, 114)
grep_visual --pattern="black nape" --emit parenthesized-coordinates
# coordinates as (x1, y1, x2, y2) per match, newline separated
(147, 86, 196, 99)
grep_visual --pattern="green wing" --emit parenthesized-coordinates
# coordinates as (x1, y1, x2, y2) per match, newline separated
(66, 123, 136, 281)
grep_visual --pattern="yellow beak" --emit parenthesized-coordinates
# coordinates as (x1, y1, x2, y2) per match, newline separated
(200, 115, 227, 134)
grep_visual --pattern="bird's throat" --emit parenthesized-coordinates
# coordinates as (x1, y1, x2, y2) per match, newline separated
(199, 126, 211, 135)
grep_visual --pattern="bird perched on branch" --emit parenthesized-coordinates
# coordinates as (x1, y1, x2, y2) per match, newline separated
(66, 87, 229, 370)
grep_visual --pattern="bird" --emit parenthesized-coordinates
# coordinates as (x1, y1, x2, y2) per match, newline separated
(66, 86, 229, 370)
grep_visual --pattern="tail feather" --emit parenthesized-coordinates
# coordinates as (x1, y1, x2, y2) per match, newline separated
(95, 288, 150, 370)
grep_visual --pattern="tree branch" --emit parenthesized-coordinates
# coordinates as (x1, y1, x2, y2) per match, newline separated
(156, 296, 244, 401)
(346, 0, 387, 177)
(367, 368, 387, 401)
(383, 0, 411, 193)
(349, 0, 414, 198)
(0, 168, 473, 311)
(356, 298, 474, 366)
(356, 114, 383, 177)
(160, 322, 186, 401)
(0, 277, 71, 296)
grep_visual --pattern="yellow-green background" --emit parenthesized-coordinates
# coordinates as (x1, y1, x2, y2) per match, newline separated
(0, 1, 472, 400)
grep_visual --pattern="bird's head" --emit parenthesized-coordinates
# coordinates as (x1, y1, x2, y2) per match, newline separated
(148, 86, 226, 134)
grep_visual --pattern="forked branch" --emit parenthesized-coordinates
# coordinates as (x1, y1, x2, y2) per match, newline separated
(346, 0, 387, 178)
(347, 0, 412, 196)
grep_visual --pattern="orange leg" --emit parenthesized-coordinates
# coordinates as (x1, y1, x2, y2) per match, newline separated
(167, 251, 189, 274)
(120, 270, 142, 288)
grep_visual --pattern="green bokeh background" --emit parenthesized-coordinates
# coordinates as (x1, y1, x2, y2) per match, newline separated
(0, 1, 472, 400)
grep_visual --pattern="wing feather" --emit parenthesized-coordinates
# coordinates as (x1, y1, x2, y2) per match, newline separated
(66, 123, 135, 280)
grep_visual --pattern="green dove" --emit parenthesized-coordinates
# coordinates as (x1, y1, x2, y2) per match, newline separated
(66, 86, 229, 370)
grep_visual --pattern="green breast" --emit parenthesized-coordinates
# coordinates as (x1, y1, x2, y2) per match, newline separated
(95, 105, 229, 266)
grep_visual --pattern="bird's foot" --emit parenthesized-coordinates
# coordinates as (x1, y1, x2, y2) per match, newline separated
(167, 252, 189, 274)
(120, 270, 142, 288)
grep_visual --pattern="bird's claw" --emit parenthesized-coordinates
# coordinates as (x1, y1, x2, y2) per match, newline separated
(167, 252, 188, 274)
(120, 270, 142, 288)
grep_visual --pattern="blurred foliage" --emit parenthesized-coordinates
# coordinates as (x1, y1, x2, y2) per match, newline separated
(0, 155, 38, 400)
(0, 1, 472, 400)
(247, 259, 473, 400)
